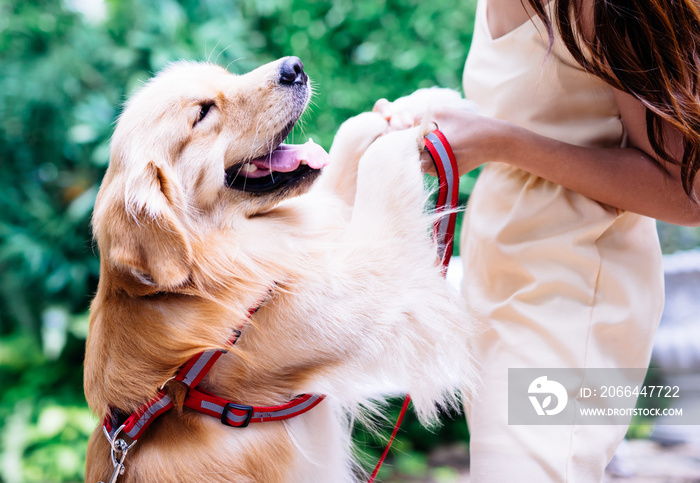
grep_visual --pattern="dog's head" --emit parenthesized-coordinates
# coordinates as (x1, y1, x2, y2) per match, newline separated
(93, 57, 328, 291)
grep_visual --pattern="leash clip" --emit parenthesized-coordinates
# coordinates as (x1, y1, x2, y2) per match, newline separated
(99, 424, 136, 483)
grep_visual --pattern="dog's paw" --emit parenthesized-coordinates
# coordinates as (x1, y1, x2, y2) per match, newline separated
(354, 126, 426, 211)
(329, 111, 389, 162)
(394, 87, 476, 115)
(362, 126, 423, 167)
(319, 112, 389, 206)
(378, 88, 478, 132)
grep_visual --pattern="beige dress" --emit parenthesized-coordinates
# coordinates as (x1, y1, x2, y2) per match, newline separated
(461, 0, 664, 480)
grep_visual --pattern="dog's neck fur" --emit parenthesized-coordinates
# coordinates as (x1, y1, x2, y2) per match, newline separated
(85, 200, 329, 413)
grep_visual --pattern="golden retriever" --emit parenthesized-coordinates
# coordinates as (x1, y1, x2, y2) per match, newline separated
(84, 56, 475, 482)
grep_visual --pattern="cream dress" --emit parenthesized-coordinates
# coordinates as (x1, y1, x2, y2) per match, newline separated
(460, 0, 665, 481)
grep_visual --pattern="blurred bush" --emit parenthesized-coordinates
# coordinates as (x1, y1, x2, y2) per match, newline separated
(0, 0, 479, 481)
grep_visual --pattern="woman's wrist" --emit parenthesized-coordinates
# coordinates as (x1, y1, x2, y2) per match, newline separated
(433, 107, 519, 175)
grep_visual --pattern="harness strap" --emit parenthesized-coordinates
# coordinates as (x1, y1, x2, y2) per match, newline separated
(173, 329, 242, 388)
(104, 391, 173, 441)
(101, 296, 323, 448)
(102, 330, 244, 442)
(184, 388, 326, 427)
(367, 129, 460, 483)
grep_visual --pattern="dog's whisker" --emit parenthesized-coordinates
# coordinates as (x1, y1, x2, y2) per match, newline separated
(225, 56, 245, 72)
(248, 115, 266, 162)
(214, 44, 233, 67)
(207, 39, 221, 64)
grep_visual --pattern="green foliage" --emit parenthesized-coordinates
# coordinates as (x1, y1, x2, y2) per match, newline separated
(353, 398, 470, 481)
(0, 0, 479, 480)
(657, 222, 700, 254)
(240, 0, 478, 147)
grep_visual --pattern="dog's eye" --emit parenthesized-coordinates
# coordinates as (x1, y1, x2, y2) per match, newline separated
(195, 102, 215, 125)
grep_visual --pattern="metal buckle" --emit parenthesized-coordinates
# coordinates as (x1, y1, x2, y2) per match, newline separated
(100, 424, 137, 483)
(220, 402, 254, 428)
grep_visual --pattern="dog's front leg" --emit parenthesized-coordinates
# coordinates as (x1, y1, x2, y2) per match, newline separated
(316, 112, 388, 207)
(349, 126, 431, 243)
(331, 126, 475, 422)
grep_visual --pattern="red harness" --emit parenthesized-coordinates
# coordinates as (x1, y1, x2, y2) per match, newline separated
(103, 329, 326, 437)
(99, 305, 325, 483)
(99, 129, 458, 483)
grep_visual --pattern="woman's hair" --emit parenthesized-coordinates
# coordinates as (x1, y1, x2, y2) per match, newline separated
(526, 0, 700, 199)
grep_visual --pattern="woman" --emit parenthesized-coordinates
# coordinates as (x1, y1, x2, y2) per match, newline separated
(376, 0, 699, 480)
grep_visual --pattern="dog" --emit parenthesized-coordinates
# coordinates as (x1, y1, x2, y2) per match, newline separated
(84, 56, 475, 482)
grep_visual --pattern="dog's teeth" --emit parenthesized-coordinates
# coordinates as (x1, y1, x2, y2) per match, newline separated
(242, 164, 258, 174)
(300, 159, 308, 166)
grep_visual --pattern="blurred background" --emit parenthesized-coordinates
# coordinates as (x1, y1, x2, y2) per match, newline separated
(1, 0, 699, 482)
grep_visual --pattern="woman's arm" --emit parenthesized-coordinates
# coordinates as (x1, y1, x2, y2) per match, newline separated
(428, 97, 700, 227)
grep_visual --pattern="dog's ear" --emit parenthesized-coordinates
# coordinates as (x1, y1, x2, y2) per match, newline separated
(95, 160, 192, 290)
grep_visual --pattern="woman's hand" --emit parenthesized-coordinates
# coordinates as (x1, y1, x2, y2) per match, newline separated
(422, 107, 516, 176)
(373, 99, 514, 176)
(421, 107, 523, 175)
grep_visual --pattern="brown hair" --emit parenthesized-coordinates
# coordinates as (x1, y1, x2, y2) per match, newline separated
(527, 0, 700, 199)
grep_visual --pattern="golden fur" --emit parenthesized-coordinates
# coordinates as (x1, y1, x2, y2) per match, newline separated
(85, 58, 475, 482)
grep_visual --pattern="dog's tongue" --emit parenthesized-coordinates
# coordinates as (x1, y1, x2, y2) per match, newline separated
(251, 139, 329, 173)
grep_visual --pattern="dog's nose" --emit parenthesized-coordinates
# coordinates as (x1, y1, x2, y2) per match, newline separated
(279, 57, 307, 86)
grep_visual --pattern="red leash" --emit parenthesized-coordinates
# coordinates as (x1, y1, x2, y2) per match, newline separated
(367, 129, 460, 482)
(367, 396, 412, 483)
